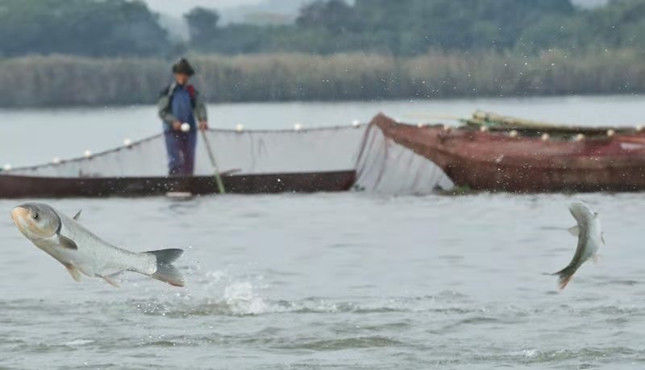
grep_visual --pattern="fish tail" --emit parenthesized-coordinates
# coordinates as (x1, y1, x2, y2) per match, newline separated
(143, 249, 184, 287)
(552, 265, 577, 290)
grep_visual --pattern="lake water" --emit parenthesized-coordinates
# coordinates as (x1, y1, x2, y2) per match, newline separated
(1, 96, 645, 369)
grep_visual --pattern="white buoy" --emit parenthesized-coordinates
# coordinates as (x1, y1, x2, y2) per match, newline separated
(52, 157, 61, 164)
(480, 126, 489, 132)
(181, 123, 191, 132)
(509, 130, 518, 138)
(3, 163, 11, 171)
(607, 129, 615, 137)
(235, 124, 244, 132)
(417, 123, 424, 128)
(352, 120, 361, 127)
(84, 150, 92, 158)
(166, 191, 193, 199)
(575, 133, 585, 142)
(541, 133, 550, 141)
(637, 125, 644, 132)
(123, 138, 132, 147)
(294, 123, 302, 131)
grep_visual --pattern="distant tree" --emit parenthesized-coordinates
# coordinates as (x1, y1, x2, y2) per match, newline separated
(184, 7, 220, 47)
(518, 15, 590, 52)
(4, 0, 645, 58)
(296, 0, 358, 33)
(0, 0, 170, 57)
(206, 24, 267, 54)
(587, 0, 645, 47)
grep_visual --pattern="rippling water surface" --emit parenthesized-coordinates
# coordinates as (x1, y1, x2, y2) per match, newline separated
(1, 193, 645, 369)
(2, 97, 645, 368)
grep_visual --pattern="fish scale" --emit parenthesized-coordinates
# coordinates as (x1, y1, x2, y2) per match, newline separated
(57, 212, 156, 277)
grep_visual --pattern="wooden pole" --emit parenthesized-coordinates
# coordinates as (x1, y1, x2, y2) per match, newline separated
(200, 129, 226, 194)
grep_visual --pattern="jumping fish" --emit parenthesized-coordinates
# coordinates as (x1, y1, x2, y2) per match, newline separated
(552, 201, 604, 290)
(10, 203, 184, 287)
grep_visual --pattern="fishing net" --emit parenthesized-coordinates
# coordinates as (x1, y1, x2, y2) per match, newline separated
(355, 123, 454, 193)
(3, 120, 453, 195)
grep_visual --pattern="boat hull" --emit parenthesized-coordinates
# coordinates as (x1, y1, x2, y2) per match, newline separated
(0, 171, 356, 198)
(372, 114, 645, 193)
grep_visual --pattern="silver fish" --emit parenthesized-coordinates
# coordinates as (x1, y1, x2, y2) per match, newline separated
(552, 201, 604, 290)
(10, 203, 184, 287)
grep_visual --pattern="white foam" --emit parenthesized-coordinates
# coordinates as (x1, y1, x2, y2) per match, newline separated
(522, 349, 538, 358)
(223, 281, 268, 315)
(64, 339, 94, 346)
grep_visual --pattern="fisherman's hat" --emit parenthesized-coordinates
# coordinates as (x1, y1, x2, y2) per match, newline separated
(172, 58, 195, 76)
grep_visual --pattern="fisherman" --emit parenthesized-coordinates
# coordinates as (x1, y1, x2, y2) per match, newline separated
(157, 58, 209, 176)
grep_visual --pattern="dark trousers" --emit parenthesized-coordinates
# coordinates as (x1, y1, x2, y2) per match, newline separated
(164, 131, 197, 176)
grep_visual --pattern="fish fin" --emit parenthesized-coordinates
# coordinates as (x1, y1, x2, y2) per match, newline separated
(552, 264, 578, 290)
(144, 249, 183, 264)
(73, 210, 82, 221)
(144, 249, 184, 287)
(567, 225, 580, 237)
(98, 274, 120, 288)
(63, 263, 82, 282)
(151, 263, 184, 287)
(58, 235, 78, 250)
(558, 274, 574, 290)
(601, 233, 606, 245)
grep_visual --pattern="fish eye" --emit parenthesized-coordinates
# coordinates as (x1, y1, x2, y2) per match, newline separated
(32, 212, 39, 220)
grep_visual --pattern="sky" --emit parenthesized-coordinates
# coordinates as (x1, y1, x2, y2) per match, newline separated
(143, 0, 609, 18)
(144, 0, 263, 15)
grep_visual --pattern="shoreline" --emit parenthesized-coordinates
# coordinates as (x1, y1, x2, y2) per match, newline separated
(0, 93, 643, 111)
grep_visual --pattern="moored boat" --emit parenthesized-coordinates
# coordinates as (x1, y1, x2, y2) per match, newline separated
(0, 171, 356, 198)
(0, 118, 455, 198)
(372, 113, 645, 192)
(0, 126, 364, 198)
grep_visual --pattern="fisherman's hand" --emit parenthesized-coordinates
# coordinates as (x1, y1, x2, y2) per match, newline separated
(199, 121, 209, 131)
(172, 121, 182, 131)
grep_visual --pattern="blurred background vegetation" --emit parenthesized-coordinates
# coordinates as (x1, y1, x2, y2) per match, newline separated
(0, 0, 644, 106)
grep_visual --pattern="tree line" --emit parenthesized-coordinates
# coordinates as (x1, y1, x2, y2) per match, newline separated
(0, 0, 169, 57)
(1, 0, 645, 57)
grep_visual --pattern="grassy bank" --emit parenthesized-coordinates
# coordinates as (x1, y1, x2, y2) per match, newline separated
(1, 50, 644, 107)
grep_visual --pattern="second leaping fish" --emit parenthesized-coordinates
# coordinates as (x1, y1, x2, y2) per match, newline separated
(552, 201, 604, 290)
(10, 203, 184, 287)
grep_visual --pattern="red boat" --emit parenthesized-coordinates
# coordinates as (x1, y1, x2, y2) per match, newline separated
(371, 113, 645, 192)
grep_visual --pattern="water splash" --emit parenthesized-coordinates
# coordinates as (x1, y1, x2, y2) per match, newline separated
(223, 281, 268, 315)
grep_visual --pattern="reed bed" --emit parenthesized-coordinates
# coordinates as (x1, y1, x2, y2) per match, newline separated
(1, 50, 644, 107)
